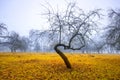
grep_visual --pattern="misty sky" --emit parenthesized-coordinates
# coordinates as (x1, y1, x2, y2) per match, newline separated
(0, 0, 120, 36)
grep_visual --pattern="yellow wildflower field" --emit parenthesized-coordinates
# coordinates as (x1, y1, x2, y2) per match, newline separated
(0, 52, 120, 80)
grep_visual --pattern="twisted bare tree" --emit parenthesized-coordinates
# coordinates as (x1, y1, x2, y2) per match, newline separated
(36, 2, 102, 68)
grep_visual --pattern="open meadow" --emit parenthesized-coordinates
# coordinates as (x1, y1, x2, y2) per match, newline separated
(0, 52, 120, 80)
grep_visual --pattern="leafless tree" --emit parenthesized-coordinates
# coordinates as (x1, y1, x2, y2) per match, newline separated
(0, 23, 8, 48)
(20, 37, 30, 52)
(7, 31, 21, 52)
(0, 31, 29, 52)
(105, 9, 120, 50)
(37, 2, 102, 68)
(0, 23, 7, 35)
(0, 23, 29, 52)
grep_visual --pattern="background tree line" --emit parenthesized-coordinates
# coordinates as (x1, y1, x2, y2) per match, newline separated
(0, 5, 120, 54)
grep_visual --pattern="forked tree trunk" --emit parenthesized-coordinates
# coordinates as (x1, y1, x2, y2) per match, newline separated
(54, 44, 71, 69)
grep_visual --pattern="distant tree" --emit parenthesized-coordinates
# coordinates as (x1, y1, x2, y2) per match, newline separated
(0, 23, 8, 50)
(29, 29, 56, 52)
(6, 31, 21, 52)
(38, 2, 102, 68)
(95, 41, 106, 53)
(0, 23, 29, 52)
(0, 23, 8, 41)
(19, 37, 30, 52)
(29, 29, 42, 52)
(33, 41, 41, 52)
(105, 9, 120, 51)
(1, 31, 29, 52)
(0, 23, 7, 35)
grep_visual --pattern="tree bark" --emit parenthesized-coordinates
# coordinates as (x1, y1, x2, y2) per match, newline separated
(54, 44, 72, 69)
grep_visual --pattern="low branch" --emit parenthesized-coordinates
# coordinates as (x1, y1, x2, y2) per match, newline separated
(0, 36, 11, 38)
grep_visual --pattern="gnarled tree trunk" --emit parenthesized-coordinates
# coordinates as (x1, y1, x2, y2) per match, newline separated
(54, 44, 71, 69)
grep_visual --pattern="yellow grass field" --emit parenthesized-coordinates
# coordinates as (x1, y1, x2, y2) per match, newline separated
(0, 52, 120, 80)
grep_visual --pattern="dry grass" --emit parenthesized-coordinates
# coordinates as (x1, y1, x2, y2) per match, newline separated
(0, 52, 120, 80)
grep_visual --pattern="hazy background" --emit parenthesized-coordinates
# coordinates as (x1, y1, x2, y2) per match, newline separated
(0, 0, 120, 36)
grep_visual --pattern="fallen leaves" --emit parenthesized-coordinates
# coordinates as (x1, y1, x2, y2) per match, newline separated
(0, 53, 120, 80)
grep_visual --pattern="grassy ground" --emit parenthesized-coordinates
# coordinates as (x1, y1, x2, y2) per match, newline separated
(0, 52, 120, 80)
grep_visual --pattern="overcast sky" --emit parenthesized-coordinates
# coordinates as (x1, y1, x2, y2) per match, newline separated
(0, 0, 120, 36)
